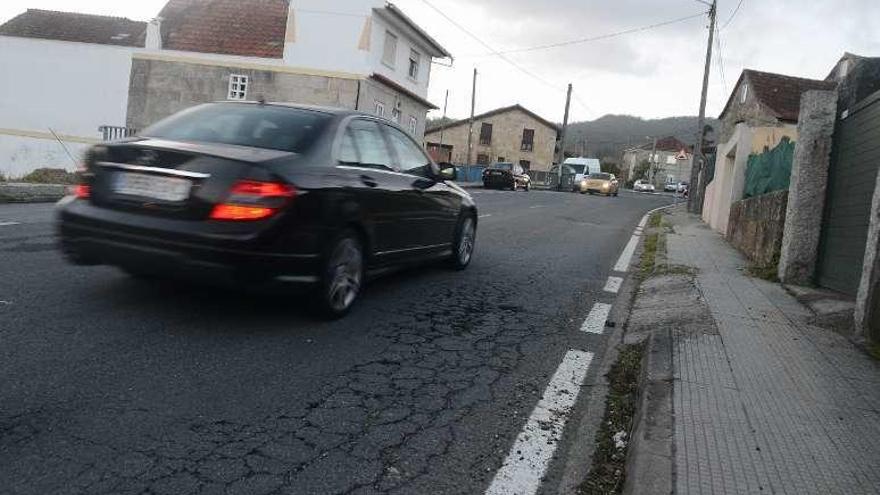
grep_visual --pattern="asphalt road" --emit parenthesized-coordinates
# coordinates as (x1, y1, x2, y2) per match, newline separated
(0, 189, 670, 495)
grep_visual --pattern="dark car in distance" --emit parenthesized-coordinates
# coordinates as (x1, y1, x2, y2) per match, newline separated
(482, 162, 531, 191)
(57, 102, 478, 317)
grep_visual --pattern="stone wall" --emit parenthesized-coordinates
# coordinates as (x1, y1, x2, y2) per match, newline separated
(423, 108, 557, 171)
(726, 190, 789, 266)
(127, 58, 361, 131)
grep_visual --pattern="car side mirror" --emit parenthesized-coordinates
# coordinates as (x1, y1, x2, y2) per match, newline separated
(438, 163, 456, 181)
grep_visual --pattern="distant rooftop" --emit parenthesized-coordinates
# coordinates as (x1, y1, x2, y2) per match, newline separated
(721, 69, 837, 122)
(0, 9, 146, 47)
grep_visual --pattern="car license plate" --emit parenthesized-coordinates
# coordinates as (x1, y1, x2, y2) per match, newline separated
(113, 172, 192, 202)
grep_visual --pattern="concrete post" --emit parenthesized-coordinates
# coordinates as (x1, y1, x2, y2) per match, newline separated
(854, 170, 880, 343)
(777, 90, 838, 284)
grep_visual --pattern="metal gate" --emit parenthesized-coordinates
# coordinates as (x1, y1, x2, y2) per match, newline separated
(817, 90, 880, 295)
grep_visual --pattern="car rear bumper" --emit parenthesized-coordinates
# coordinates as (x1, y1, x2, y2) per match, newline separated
(58, 198, 322, 288)
(483, 176, 514, 187)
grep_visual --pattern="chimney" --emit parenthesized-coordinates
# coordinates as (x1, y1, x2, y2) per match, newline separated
(145, 18, 162, 50)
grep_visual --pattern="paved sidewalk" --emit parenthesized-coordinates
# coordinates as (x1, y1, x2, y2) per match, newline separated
(665, 206, 880, 495)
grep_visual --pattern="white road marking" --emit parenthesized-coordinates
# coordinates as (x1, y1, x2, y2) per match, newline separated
(637, 214, 649, 228)
(485, 350, 594, 495)
(479, 214, 493, 219)
(528, 205, 547, 209)
(0, 222, 21, 227)
(581, 303, 612, 334)
(613, 234, 640, 272)
(604, 276, 624, 294)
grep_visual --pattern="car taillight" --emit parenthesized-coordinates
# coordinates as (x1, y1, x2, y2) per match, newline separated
(210, 180, 296, 221)
(74, 184, 91, 199)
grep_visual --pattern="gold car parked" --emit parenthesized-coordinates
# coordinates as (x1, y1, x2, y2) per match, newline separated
(579, 172, 619, 196)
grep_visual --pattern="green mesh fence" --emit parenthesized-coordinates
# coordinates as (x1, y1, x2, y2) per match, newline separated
(744, 137, 795, 198)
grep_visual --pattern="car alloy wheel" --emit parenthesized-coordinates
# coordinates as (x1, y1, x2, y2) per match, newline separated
(450, 215, 476, 270)
(321, 233, 363, 316)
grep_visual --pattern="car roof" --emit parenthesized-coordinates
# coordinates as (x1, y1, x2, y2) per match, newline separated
(213, 101, 369, 118)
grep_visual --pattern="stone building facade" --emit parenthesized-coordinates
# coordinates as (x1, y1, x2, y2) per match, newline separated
(424, 105, 558, 172)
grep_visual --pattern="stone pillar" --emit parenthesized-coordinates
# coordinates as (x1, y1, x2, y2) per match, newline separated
(778, 90, 838, 284)
(854, 170, 880, 343)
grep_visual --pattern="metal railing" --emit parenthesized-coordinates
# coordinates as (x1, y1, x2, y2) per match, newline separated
(99, 125, 137, 141)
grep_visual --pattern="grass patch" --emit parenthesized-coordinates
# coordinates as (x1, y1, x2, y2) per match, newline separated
(19, 168, 78, 185)
(868, 344, 880, 361)
(648, 212, 662, 228)
(640, 233, 660, 276)
(578, 343, 647, 495)
(746, 253, 780, 283)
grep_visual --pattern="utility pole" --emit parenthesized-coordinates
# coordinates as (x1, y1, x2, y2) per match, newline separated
(438, 89, 449, 162)
(466, 68, 477, 166)
(689, 0, 717, 213)
(556, 83, 573, 190)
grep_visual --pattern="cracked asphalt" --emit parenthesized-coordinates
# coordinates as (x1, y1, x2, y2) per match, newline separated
(0, 190, 670, 495)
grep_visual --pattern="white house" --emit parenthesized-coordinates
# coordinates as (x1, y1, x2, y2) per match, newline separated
(0, 0, 451, 178)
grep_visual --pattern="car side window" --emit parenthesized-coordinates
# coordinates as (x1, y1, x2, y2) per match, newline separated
(339, 128, 359, 164)
(346, 119, 394, 170)
(385, 126, 432, 177)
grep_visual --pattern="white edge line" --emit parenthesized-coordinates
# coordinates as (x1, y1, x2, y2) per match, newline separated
(479, 214, 493, 219)
(604, 276, 623, 294)
(613, 235, 640, 272)
(0, 221, 21, 227)
(485, 350, 594, 495)
(580, 302, 613, 334)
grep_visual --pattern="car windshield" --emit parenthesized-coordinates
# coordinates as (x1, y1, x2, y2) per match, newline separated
(494, 163, 513, 170)
(568, 165, 586, 174)
(142, 103, 332, 153)
(590, 173, 611, 180)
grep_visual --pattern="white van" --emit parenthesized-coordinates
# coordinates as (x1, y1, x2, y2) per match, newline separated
(563, 158, 601, 190)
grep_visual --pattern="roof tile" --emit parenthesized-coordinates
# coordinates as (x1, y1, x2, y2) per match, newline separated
(0, 9, 146, 47)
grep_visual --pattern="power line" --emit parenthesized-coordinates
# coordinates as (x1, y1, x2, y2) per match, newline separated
(720, 0, 744, 30)
(471, 11, 708, 57)
(416, 0, 567, 95)
(714, 23, 729, 95)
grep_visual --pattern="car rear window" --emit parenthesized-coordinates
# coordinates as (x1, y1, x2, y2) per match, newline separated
(494, 163, 513, 171)
(141, 103, 332, 153)
(590, 173, 611, 180)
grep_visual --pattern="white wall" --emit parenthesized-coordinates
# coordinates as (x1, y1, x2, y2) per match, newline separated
(0, 135, 90, 177)
(283, 0, 379, 76)
(370, 14, 431, 99)
(0, 36, 136, 176)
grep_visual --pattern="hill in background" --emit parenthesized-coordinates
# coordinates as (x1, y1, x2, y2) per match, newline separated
(425, 114, 721, 163)
(564, 115, 721, 160)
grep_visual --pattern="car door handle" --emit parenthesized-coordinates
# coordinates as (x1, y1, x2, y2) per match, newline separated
(360, 175, 378, 188)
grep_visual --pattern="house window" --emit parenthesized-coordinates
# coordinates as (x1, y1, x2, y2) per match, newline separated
(409, 116, 418, 135)
(479, 123, 493, 145)
(521, 128, 535, 151)
(476, 153, 490, 165)
(497, 157, 506, 162)
(408, 49, 421, 80)
(382, 31, 398, 67)
(374, 101, 386, 118)
(227, 74, 248, 100)
(519, 160, 531, 171)
(740, 82, 749, 103)
(391, 107, 401, 124)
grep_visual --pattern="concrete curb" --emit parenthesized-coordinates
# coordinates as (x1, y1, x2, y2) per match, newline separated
(0, 183, 68, 203)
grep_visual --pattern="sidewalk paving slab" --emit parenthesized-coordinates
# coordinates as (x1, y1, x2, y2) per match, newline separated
(631, 205, 880, 495)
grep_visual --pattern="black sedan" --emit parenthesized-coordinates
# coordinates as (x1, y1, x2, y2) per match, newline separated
(58, 102, 478, 317)
(482, 163, 531, 191)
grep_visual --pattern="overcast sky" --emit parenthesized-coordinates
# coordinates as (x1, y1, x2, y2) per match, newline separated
(2, 0, 878, 123)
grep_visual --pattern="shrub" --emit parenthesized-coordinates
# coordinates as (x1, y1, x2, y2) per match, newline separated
(20, 168, 78, 185)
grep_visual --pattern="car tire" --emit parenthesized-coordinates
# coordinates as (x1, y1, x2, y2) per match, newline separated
(525, 182, 531, 192)
(614, 192, 619, 197)
(316, 230, 364, 318)
(448, 213, 476, 271)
